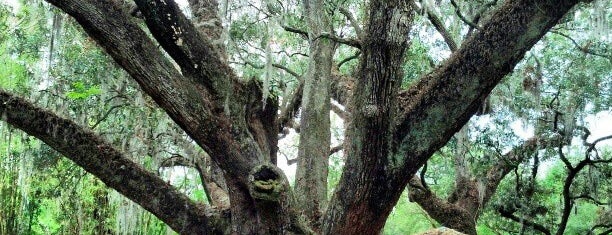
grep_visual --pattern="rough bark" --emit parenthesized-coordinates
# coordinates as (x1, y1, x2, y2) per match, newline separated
(323, 0, 583, 234)
(187, 0, 227, 61)
(322, 1, 415, 234)
(294, 0, 334, 230)
(409, 177, 476, 234)
(0, 90, 225, 234)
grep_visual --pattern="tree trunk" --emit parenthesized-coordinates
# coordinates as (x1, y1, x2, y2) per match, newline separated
(294, 0, 334, 230)
(323, 0, 583, 233)
(322, 1, 415, 233)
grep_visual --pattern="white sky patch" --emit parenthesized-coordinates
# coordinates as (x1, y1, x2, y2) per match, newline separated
(2, 0, 19, 11)
(277, 128, 298, 182)
(585, 111, 612, 144)
(176, 0, 188, 8)
(510, 119, 535, 140)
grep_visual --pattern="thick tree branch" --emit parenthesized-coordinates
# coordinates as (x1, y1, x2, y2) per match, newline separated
(45, 0, 258, 183)
(408, 176, 476, 234)
(324, 0, 584, 233)
(393, 0, 583, 180)
(135, 0, 235, 95)
(46, 1, 295, 232)
(0, 90, 225, 234)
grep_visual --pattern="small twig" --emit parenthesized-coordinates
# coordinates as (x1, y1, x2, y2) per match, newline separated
(450, 0, 480, 29)
(91, 104, 129, 129)
(282, 25, 361, 49)
(550, 31, 612, 60)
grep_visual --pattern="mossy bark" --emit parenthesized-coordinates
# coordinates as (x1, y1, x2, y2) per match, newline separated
(294, 0, 334, 231)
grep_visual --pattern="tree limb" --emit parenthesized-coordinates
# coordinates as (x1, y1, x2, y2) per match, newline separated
(337, 51, 361, 68)
(45, 0, 257, 182)
(0, 90, 226, 234)
(330, 145, 344, 155)
(324, 0, 585, 233)
(330, 101, 348, 120)
(393, 0, 583, 177)
(135, 0, 235, 95)
(409, 176, 477, 234)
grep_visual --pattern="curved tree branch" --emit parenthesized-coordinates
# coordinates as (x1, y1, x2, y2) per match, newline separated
(135, 0, 235, 95)
(409, 176, 477, 234)
(393, 0, 584, 178)
(0, 90, 225, 234)
(450, 0, 480, 29)
(339, 8, 363, 40)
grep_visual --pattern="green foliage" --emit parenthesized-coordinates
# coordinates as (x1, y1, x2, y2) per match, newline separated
(66, 81, 101, 100)
(384, 190, 435, 235)
(0, 51, 29, 91)
(402, 39, 434, 87)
